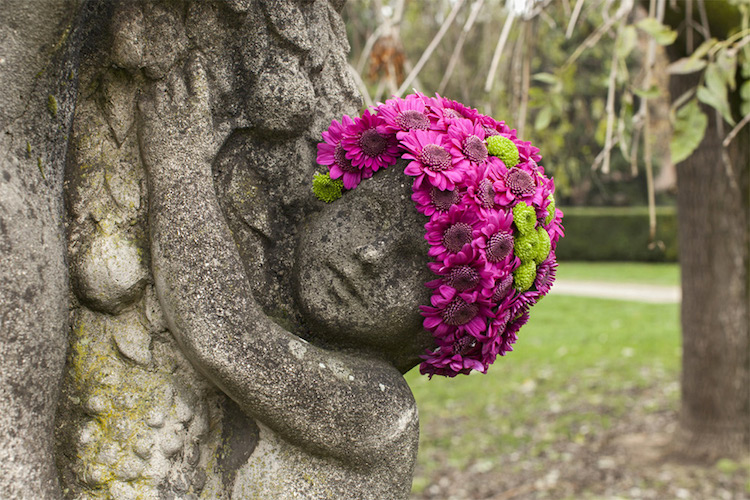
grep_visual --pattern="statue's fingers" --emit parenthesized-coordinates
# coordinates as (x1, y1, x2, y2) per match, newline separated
(185, 53, 211, 113)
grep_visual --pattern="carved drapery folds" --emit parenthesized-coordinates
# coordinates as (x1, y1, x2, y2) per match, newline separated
(58, 1, 360, 497)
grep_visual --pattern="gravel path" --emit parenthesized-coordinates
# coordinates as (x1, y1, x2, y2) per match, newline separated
(551, 280, 681, 304)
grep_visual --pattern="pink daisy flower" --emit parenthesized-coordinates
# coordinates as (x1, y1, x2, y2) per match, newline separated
(426, 247, 496, 293)
(317, 115, 372, 190)
(447, 118, 489, 171)
(534, 254, 558, 295)
(420, 285, 494, 339)
(463, 169, 502, 218)
(377, 95, 431, 138)
(341, 109, 400, 172)
(495, 163, 539, 206)
(411, 184, 462, 216)
(401, 129, 465, 191)
(425, 204, 481, 260)
(472, 209, 515, 268)
(428, 95, 480, 129)
(475, 113, 513, 136)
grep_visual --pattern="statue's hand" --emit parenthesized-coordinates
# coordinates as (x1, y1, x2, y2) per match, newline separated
(138, 54, 218, 183)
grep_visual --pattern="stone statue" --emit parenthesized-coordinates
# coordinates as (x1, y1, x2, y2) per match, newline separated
(2, 1, 562, 498)
(52, 0, 429, 498)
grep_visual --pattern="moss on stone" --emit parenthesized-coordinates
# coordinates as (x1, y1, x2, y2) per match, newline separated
(47, 94, 58, 118)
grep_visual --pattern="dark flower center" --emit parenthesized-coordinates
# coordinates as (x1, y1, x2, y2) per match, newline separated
(359, 128, 387, 158)
(420, 144, 452, 171)
(442, 222, 472, 253)
(452, 334, 477, 355)
(334, 143, 358, 173)
(430, 187, 459, 212)
(483, 126, 500, 137)
(507, 169, 535, 196)
(447, 265, 480, 291)
(492, 274, 514, 302)
(463, 135, 488, 164)
(477, 179, 495, 209)
(487, 231, 513, 262)
(443, 108, 463, 120)
(396, 110, 430, 131)
(442, 297, 478, 326)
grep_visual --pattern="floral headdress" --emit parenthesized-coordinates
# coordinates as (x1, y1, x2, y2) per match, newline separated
(314, 92, 564, 378)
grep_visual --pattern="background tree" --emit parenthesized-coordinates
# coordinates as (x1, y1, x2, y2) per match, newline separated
(661, 0, 749, 460)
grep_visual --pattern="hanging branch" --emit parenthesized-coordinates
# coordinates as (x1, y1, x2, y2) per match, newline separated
(563, 0, 633, 69)
(484, 10, 516, 93)
(601, 37, 620, 175)
(348, 65, 374, 108)
(686, 0, 693, 53)
(723, 112, 750, 147)
(517, 20, 533, 138)
(565, 0, 586, 39)
(438, 0, 485, 94)
(396, 0, 465, 97)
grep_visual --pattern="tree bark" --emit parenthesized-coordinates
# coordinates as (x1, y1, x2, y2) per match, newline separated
(670, 74, 750, 460)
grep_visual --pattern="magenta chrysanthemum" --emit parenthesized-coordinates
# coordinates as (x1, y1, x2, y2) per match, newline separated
(412, 185, 461, 216)
(342, 110, 400, 172)
(402, 129, 464, 190)
(314, 92, 564, 377)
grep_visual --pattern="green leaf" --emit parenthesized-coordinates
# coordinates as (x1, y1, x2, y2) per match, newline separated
(670, 99, 708, 164)
(532, 72, 558, 85)
(534, 106, 552, 131)
(633, 85, 661, 99)
(690, 38, 718, 60)
(697, 63, 736, 125)
(715, 51, 737, 91)
(667, 58, 707, 75)
(636, 18, 678, 46)
(616, 26, 637, 59)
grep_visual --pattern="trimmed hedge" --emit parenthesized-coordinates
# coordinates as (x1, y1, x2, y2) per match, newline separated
(555, 206, 678, 262)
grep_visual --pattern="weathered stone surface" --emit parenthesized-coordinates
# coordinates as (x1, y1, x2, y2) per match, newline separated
(3, 1, 431, 498)
(0, 0, 81, 498)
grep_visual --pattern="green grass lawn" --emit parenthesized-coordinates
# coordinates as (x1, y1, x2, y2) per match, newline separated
(556, 261, 680, 286)
(406, 285, 682, 493)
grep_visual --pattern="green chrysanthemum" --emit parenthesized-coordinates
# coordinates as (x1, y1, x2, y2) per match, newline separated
(312, 172, 344, 203)
(512, 201, 536, 235)
(545, 195, 556, 225)
(534, 226, 551, 264)
(513, 260, 536, 292)
(514, 232, 538, 263)
(486, 135, 519, 168)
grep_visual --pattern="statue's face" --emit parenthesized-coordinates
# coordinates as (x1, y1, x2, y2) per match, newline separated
(294, 165, 434, 369)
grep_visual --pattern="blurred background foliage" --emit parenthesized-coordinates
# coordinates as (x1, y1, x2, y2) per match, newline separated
(343, 0, 677, 208)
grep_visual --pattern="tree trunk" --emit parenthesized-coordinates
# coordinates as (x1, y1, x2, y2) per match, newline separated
(670, 73, 750, 460)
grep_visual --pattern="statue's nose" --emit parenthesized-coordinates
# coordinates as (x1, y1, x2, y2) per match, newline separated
(353, 236, 392, 268)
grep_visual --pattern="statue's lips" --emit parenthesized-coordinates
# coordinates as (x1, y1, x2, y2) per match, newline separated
(326, 263, 363, 305)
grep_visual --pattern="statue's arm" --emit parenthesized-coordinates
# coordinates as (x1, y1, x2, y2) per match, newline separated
(138, 57, 414, 465)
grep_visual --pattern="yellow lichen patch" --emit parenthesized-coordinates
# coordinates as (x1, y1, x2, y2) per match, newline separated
(48, 94, 58, 118)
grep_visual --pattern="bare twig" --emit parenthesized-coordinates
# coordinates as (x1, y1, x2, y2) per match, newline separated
(562, 0, 572, 17)
(563, 0, 634, 69)
(601, 37, 620, 175)
(517, 20, 533, 138)
(723, 112, 750, 147)
(438, 0, 485, 94)
(356, 23, 389, 75)
(566, 0, 586, 39)
(396, 0, 465, 96)
(686, 0, 693, 53)
(484, 10, 516, 93)
(348, 64, 374, 108)
(697, 0, 711, 39)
